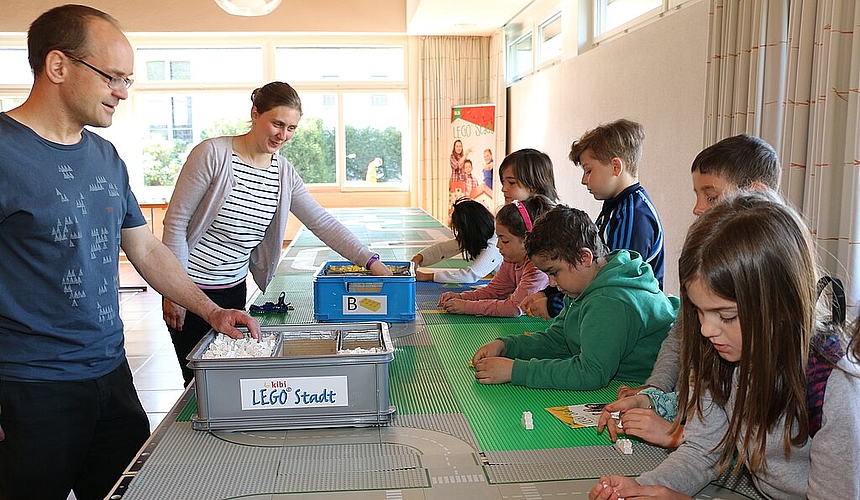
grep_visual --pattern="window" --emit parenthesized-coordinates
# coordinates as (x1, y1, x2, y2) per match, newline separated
(275, 45, 407, 188)
(135, 92, 251, 187)
(136, 47, 263, 83)
(0, 37, 409, 198)
(343, 92, 404, 184)
(0, 47, 32, 85)
(275, 47, 404, 82)
(507, 32, 534, 84)
(595, 0, 663, 37)
(279, 92, 337, 184)
(538, 13, 563, 64)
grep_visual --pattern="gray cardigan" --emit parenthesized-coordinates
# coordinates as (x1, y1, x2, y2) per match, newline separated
(162, 136, 374, 292)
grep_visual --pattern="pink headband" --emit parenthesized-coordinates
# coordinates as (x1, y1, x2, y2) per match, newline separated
(513, 199, 533, 232)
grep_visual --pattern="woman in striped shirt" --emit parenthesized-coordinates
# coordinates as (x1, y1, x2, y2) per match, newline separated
(161, 82, 391, 386)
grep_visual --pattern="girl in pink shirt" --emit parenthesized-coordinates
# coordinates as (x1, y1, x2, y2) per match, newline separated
(439, 196, 554, 317)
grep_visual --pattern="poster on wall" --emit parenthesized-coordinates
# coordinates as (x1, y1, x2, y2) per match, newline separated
(449, 104, 495, 215)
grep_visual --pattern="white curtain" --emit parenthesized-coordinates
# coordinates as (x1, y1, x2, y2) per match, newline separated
(418, 36, 499, 224)
(704, 0, 860, 311)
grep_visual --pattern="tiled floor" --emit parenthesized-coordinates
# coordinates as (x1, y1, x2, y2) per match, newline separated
(119, 265, 186, 432)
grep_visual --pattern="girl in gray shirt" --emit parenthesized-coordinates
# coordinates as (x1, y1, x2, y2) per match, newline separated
(590, 191, 860, 499)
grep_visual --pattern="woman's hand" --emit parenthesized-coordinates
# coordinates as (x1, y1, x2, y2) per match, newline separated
(162, 298, 187, 331)
(617, 384, 654, 399)
(589, 476, 640, 500)
(369, 260, 393, 276)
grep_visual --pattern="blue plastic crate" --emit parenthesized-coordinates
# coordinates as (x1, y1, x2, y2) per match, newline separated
(313, 261, 416, 323)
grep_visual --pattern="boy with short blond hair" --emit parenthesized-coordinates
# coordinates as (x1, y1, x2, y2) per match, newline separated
(525, 118, 665, 319)
(571, 118, 665, 289)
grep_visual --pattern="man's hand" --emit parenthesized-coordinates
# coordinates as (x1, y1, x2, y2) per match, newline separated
(162, 298, 187, 331)
(0, 403, 5, 441)
(205, 308, 261, 340)
(521, 291, 549, 320)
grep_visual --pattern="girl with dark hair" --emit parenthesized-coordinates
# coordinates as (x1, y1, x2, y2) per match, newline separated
(412, 198, 502, 283)
(437, 196, 555, 317)
(498, 148, 559, 204)
(162, 81, 391, 385)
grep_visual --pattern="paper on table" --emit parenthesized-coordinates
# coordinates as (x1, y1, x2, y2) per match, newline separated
(546, 403, 608, 429)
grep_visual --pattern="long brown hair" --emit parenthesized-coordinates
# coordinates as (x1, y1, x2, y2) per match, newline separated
(676, 190, 817, 474)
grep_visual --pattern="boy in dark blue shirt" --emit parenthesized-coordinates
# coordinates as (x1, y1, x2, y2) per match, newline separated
(524, 118, 664, 318)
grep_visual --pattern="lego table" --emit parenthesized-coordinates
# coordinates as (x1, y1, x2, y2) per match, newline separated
(110, 207, 759, 500)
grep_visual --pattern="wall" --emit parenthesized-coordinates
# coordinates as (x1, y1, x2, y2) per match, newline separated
(507, 0, 709, 294)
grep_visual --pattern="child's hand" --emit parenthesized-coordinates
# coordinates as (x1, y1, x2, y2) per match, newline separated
(473, 357, 514, 384)
(411, 253, 424, 265)
(438, 292, 461, 307)
(589, 476, 639, 500)
(596, 394, 652, 442)
(472, 339, 506, 364)
(441, 298, 467, 314)
(617, 409, 683, 449)
(521, 291, 550, 320)
(616, 384, 655, 399)
(415, 269, 434, 282)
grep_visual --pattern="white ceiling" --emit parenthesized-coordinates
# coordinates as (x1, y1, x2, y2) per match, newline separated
(407, 0, 533, 35)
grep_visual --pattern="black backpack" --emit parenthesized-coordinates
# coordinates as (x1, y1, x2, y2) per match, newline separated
(806, 276, 847, 437)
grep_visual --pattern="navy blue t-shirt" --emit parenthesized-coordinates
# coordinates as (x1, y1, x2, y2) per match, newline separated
(0, 113, 146, 381)
(596, 183, 665, 289)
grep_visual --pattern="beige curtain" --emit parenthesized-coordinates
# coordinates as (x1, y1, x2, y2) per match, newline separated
(418, 36, 496, 223)
(704, 0, 860, 311)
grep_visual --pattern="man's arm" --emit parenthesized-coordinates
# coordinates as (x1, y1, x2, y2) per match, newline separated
(120, 225, 260, 339)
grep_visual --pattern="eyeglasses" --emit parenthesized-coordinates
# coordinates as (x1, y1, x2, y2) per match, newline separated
(62, 52, 134, 90)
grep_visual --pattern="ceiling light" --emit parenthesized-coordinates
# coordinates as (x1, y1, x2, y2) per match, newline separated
(214, 0, 282, 16)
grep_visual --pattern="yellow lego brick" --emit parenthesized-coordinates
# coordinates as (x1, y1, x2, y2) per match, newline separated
(359, 297, 382, 312)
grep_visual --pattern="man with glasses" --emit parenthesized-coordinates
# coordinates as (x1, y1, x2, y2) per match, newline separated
(0, 5, 261, 499)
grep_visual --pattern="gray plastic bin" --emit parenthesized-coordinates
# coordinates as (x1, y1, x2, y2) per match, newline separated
(187, 322, 395, 431)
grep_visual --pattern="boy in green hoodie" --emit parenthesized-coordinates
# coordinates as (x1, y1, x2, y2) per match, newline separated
(471, 205, 679, 391)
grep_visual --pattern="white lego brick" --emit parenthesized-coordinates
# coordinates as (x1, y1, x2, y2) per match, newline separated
(615, 438, 633, 455)
(521, 411, 534, 430)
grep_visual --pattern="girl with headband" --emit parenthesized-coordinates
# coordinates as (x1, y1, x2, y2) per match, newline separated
(438, 196, 555, 317)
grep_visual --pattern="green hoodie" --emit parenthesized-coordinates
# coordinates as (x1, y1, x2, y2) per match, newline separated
(504, 250, 679, 390)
